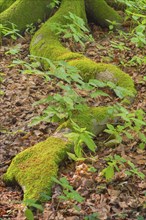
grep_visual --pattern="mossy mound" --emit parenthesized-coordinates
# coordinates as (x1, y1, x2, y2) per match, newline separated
(3, 137, 70, 201)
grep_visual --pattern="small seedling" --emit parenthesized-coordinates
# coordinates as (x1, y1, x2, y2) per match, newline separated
(65, 120, 96, 160)
(101, 154, 145, 181)
(52, 176, 84, 203)
(51, 12, 94, 48)
(104, 104, 146, 147)
(25, 23, 36, 35)
(5, 44, 21, 55)
(84, 212, 100, 220)
(23, 199, 43, 220)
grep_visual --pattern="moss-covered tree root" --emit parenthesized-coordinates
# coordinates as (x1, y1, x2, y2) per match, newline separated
(3, 136, 69, 201)
(3, 107, 110, 200)
(0, 0, 51, 31)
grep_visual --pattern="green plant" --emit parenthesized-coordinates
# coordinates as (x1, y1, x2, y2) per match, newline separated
(106, 81, 134, 99)
(25, 23, 36, 35)
(14, 57, 109, 126)
(0, 73, 5, 95)
(5, 44, 21, 55)
(48, 0, 60, 9)
(3, 22, 22, 40)
(110, 41, 130, 51)
(137, 215, 145, 220)
(106, 19, 121, 31)
(52, 176, 84, 203)
(104, 104, 146, 148)
(125, 161, 145, 179)
(11, 57, 134, 130)
(101, 154, 145, 180)
(65, 120, 96, 160)
(0, 22, 22, 45)
(0, 23, 10, 45)
(84, 212, 100, 220)
(23, 199, 43, 220)
(51, 12, 94, 48)
(127, 55, 146, 66)
(130, 19, 146, 47)
(116, 0, 146, 48)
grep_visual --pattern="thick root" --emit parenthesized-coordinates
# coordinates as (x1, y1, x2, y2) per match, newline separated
(3, 106, 109, 200)
(85, 0, 123, 27)
(0, 0, 51, 31)
(3, 136, 69, 201)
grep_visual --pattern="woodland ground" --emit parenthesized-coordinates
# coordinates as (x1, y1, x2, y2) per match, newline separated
(0, 23, 146, 220)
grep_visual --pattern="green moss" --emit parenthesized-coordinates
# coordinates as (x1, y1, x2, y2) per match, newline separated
(0, 0, 51, 31)
(3, 137, 70, 201)
(0, 0, 16, 13)
(30, 0, 87, 58)
(68, 59, 136, 95)
(68, 58, 98, 81)
(72, 106, 110, 135)
(85, 0, 122, 27)
(95, 63, 136, 94)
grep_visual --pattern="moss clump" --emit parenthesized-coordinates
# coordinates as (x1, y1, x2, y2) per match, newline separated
(58, 106, 110, 136)
(72, 106, 110, 135)
(3, 137, 70, 201)
(68, 59, 136, 95)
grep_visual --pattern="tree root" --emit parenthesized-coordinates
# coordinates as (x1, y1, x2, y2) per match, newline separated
(0, 0, 51, 31)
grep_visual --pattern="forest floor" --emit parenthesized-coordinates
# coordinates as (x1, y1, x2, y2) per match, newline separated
(0, 23, 146, 220)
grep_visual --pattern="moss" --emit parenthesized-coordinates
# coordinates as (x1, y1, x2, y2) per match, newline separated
(68, 59, 136, 95)
(72, 106, 110, 135)
(3, 137, 70, 201)
(30, 0, 87, 58)
(96, 63, 136, 94)
(0, 0, 51, 31)
(0, 0, 16, 13)
(85, 0, 122, 27)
